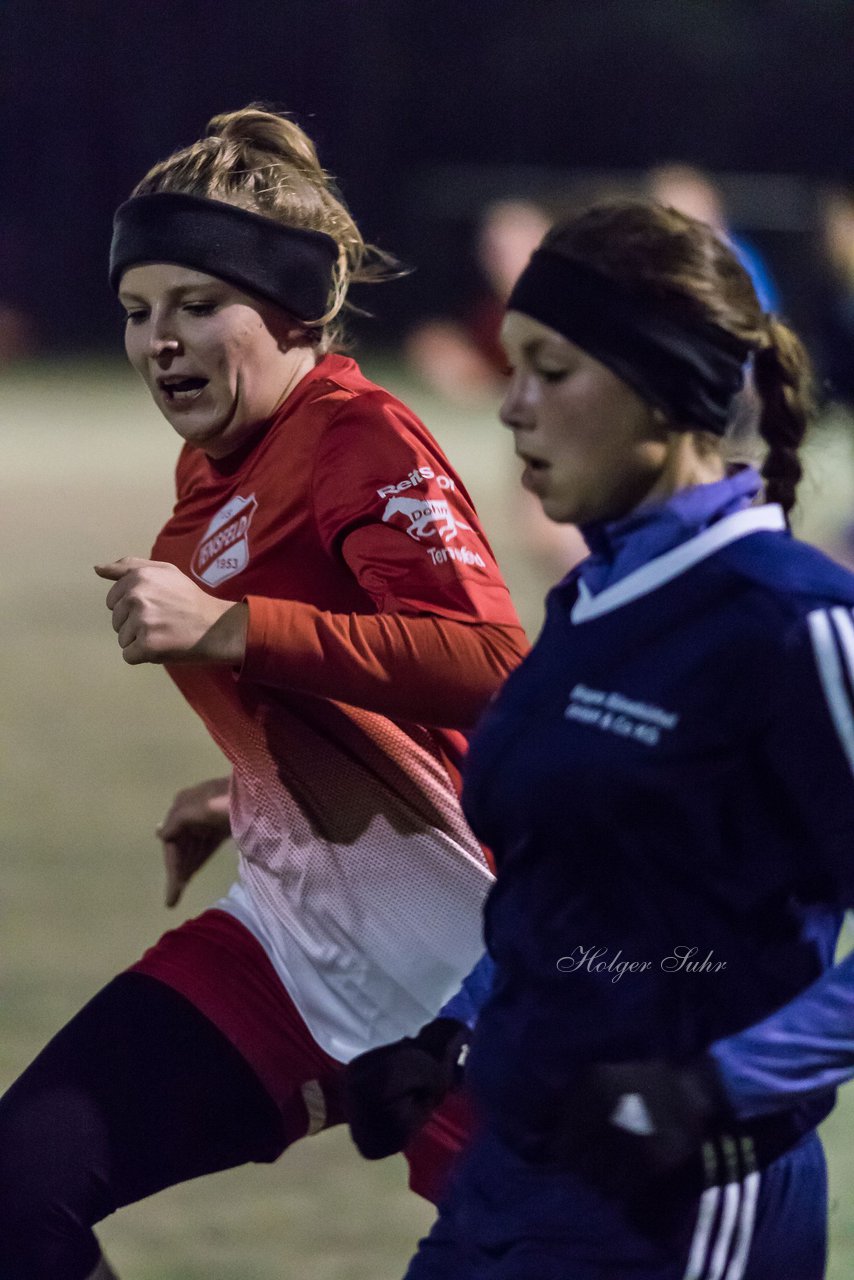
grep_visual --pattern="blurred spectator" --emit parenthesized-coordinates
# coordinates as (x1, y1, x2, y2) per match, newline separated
(0, 227, 37, 362)
(405, 199, 551, 403)
(0, 304, 35, 363)
(814, 186, 854, 408)
(647, 163, 781, 314)
(406, 199, 588, 582)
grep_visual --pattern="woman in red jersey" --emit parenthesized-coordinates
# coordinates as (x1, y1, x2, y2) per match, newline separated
(0, 106, 526, 1280)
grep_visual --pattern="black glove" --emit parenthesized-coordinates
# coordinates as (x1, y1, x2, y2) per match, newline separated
(344, 1017, 471, 1159)
(534, 1056, 731, 1198)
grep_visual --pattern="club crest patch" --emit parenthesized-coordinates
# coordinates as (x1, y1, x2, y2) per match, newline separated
(191, 493, 258, 587)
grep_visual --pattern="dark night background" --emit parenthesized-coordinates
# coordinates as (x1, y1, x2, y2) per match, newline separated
(2, 0, 853, 352)
(4, 9, 854, 1276)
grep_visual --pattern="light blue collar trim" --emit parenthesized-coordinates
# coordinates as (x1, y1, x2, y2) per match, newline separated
(570, 504, 786, 623)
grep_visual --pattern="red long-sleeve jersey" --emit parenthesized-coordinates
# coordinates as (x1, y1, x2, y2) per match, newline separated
(150, 353, 526, 1060)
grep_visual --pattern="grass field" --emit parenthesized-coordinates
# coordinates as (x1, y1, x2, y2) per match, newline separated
(3, 357, 854, 1278)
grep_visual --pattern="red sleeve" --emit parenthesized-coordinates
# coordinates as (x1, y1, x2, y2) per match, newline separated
(310, 391, 521, 624)
(238, 388, 528, 725)
(240, 600, 527, 728)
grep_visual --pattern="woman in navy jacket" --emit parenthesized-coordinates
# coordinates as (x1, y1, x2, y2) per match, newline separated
(346, 198, 854, 1280)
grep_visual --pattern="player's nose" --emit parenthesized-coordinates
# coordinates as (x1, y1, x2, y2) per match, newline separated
(499, 371, 537, 432)
(148, 330, 181, 359)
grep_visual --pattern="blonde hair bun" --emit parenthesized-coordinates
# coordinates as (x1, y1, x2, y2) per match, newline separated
(130, 103, 400, 345)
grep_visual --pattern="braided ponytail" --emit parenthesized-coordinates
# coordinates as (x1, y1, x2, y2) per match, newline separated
(753, 317, 815, 518)
(540, 201, 820, 519)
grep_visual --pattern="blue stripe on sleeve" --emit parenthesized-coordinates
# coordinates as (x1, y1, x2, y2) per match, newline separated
(438, 952, 495, 1029)
(710, 943, 854, 1119)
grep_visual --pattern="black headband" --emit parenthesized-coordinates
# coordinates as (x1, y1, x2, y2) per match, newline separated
(507, 249, 753, 434)
(109, 192, 339, 322)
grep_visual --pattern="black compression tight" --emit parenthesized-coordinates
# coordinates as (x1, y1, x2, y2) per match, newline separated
(0, 971, 287, 1279)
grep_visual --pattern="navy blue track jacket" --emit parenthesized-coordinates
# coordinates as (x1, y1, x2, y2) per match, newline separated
(448, 483, 854, 1152)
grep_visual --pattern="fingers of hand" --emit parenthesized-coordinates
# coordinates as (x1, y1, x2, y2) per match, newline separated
(104, 574, 133, 610)
(157, 787, 230, 841)
(102, 560, 173, 615)
(121, 641, 155, 666)
(160, 830, 221, 907)
(115, 618, 157, 664)
(96, 559, 158, 606)
(162, 835, 206, 906)
(112, 592, 164, 663)
(346, 1045, 442, 1111)
(96, 556, 158, 577)
(162, 841, 184, 908)
(94, 560, 129, 582)
(345, 1049, 439, 1160)
(160, 834, 195, 896)
(110, 596, 132, 635)
(101, 566, 150, 658)
(117, 612, 142, 650)
(156, 812, 179, 842)
(157, 796, 202, 842)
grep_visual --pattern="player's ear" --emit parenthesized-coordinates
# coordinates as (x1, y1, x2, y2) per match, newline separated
(262, 302, 311, 351)
(278, 324, 311, 350)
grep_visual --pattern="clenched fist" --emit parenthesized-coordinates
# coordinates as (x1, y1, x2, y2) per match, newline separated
(95, 557, 247, 665)
(157, 777, 233, 908)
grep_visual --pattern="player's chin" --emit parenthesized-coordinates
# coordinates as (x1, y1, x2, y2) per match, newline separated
(155, 398, 208, 434)
(543, 483, 611, 526)
(539, 494, 581, 525)
(167, 409, 234, 450)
